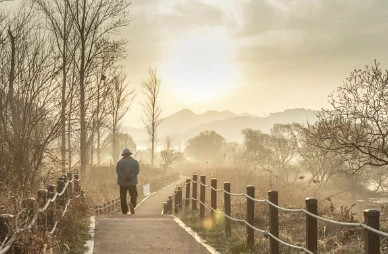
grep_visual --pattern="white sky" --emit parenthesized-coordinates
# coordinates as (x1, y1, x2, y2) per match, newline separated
(121, 0, 388, 127)
(4, 0, 388, 128)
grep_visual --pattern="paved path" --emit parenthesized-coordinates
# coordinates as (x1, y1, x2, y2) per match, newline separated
(92, 182, 215, 254)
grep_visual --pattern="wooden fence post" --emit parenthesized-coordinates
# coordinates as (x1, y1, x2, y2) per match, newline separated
(364, 209, 380, 254)
(167, 195, 173, 214)
(62, 174, 68, 201)
(268, 190, 279, 254)
(224, 182, 231, 238)
(179, 186, 183, 210)
(67, 172, 73, 198)
(56, 177, 65, 207)
(306, 197, 318, 254)
(111, 199, 115, 213)
(0, 215, 9, 244)
(175, 187, 182, 213)
(107, 200, 112, 214)
(185, 178, 191, 207)
(174, 188, 178, 213)
(22, 198, 35, 231)
(47, 184, 56, 230)
(246, 185, 255, 248)
(200, 175, 206, 219)
(37, 189, 47, 232)
(74, 173, 80, 193)
(211, 178, 217, 219)
(192, 174, 198, 211)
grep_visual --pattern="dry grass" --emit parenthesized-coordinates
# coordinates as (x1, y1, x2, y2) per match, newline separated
(0, 191, 90, 253)
(0, 164, 179, 253)
(178, 166, 388, 253)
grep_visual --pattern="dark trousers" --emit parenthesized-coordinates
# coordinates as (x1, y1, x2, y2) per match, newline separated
(119, 185, 138, 214)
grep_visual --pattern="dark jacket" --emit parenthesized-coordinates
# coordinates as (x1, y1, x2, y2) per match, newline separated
(116, 156, 139, 186)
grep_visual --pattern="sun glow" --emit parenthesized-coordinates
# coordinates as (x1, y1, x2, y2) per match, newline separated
(163, 28, 237, 103)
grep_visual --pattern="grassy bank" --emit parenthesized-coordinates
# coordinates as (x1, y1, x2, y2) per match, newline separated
(176, 167, 388, 253)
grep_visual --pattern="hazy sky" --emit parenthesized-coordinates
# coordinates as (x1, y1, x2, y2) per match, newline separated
(4, 0, 388, 126)
(121, 0, 388, 127)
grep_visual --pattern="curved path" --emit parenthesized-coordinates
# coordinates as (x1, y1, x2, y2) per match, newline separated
(92, 182, 217, 254)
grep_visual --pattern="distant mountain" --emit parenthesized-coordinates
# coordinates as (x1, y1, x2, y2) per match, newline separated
(200, 110, 236, 123)
(157, 109, 236, 137)
(123, 108, 318, 149)
(178, 108, 318, 144)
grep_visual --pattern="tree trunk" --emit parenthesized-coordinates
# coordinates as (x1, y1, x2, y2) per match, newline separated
(80, 72, 86, 175)
(7, 28, 16, 128)
(90, 119, 95, 166)
(112, 127, 117, 163)
(67, 91, 73, 170)
(79, 0, 87, 176)
(61, 39, 67, 172)
(151, 133, 155, 167)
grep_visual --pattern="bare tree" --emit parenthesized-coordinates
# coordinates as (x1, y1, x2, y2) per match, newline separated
(306, 61, 388, 173)
(241, 128, 273, 172)
(269, 124, 298, 183)
(185, 131, 226, 164)
(106, 73, 135, 163)
(141, 67, 163, 167)
(33, 0, 76, 172)
(160, 136, 180, 171)
(0, 5, 63, 189)
(87, 38, 127, 166)
(64, 0, 131, 175)
(102, 132, 136, 163)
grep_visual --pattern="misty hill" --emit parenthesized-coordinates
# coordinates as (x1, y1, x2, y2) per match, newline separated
(178, 108, 318, 144)
(159, 109, 236, 135)
(124, 109, 236, 147)
(123, 108, 319, 149)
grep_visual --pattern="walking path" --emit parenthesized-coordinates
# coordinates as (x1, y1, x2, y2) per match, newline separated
(91, 182, 218, 254)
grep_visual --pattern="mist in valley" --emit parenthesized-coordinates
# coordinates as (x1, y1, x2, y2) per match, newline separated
(1, 0, 388, 253)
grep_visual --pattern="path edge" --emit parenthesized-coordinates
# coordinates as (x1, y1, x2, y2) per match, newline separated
(84, 216, 95, 254)
(84, 182, 177, 254)
(172, 216, 220, 254)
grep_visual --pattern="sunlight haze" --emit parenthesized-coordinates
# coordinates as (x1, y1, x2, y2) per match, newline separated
(2, 1, 388, 252)
(118, 0, 387, 126)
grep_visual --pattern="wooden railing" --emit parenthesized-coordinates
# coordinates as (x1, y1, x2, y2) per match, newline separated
(0, 172, 84, 254)
(164, 174, 388, 254)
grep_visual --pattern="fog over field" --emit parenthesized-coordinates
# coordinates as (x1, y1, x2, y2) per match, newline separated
(1, 0, 388, 253)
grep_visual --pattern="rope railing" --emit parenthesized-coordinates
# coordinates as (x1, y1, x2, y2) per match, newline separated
(164, 174, 386, 254)
(0, 172, 84, 254)
(266, 232, 314, 254)
(183, 195, 315, 253)
(265, 199, 388, 238)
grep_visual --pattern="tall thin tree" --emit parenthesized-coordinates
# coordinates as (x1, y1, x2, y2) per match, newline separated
(33, 0, 75, 172)
(141, 67, 163, 167)
(107, 73, 134, 162)
(64, 0, 131, 175)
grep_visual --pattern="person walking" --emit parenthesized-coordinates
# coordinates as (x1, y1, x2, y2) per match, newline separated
(116, 148, 139, 215)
